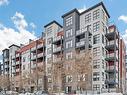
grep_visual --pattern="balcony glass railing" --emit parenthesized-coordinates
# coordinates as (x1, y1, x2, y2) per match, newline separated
(76, 39, 85, 47)
(53, 46, 62, 53)
(53, 36, 62, 42)
(107, 41, 118, 47)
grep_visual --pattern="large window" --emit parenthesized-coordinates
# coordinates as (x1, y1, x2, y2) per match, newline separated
(93, 9, 100, 20)
(93, 84, 100, 90)
(93, 21, 100, 32)
(102, 34, 104, 44)
(93, 34, 100, 44)
(85, 13, 91, 23)
(93, 59, 100, 69)
(93, 47, 100, 56)
(66, 29, 72, 38)
(47, 48, 51, 54)
(66, 16, 72, 26)
(66, 40, 72, 49)
(66, 75, 73, 83)
(66, 52, 72, 60)
(47, 38, 52, 45)
(93, 72, 100, 81)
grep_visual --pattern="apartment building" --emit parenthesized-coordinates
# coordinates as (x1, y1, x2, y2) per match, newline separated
(1, 1, 126, 94)
(2, 49, 10, 90)
(8, 44, 20, 91)
(61, 2, 109, 94)
(44, 21, 63, 92)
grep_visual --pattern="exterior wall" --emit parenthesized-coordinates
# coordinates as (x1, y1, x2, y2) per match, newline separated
(9, 45, 20, 90)
(120, 39, 126, 94)
(80, 5, 109, 92)
(44, 22, 62, 91)
(125, 55, 127, 94)
(1, 2, 126, 94)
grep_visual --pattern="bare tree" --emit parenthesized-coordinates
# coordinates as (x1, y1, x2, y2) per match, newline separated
(0, 75, 10, 91)
(50, 50, 92, 94)
(75, 50, 92, 93)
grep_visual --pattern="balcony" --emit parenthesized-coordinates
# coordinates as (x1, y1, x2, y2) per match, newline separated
(31, 54, 36, 60)
(75, 51, 88, 59)
(4, 58, 9, 62)
(105, 66, 118, 73)
(37, 44, 44, 49)
(53, 36, 63, 44)
(76, 39, 85, 48)
(16, 53, 20, 57)
(16, 61, 20, 65)
(76, 27, 92, 36)
(53, 57, 62, 63)
(105, 53, 118, 62)
(37, 53, 44, 58)
(31, 62, 43, 69)
(4, 65, 9, 68)
(16, 68, 20, 72)
(105, 79, 118, 85)
(31, 47, 36, 52)
(105, 41, 118, 51)
(105, 28, 119, 40)
(53, 46, 62, 53)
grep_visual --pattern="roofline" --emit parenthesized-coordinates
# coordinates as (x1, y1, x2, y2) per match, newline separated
(62, 8, 80, 18)
(2, 48, 9, 52)
(44, 20, 62, 28)
(9, 44, 20, 48)
(80, 2, 110, 18)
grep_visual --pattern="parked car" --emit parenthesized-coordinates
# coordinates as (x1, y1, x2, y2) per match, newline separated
(24, 92, 35, 95)
(34, 90, 48, 95)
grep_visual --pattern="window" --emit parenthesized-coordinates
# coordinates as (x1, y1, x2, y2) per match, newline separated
(48, 77, 52, 83)
(47, 48, 51, 54)
(93, 59, 100, 69)
(47, 26, 52, 36)
(66, 40, 72, 49)
(23, 65, 25, 70)
(93, 72, 100, 81)
(102, 47, 105, 57)
(102, 35, 104, 44)
(66, 52, 72, 60)
(93, 21, 100, 32)
(66, 16, 72, 26)
(77, 74, 86, 81)
(85, 13, 91, 23)
(93, 34, 100, 44)
(102, 22, 105, 33)
(66, 63, 72, 71)
(28, 55, 30, 61)
(93, 84, 100, 90)
(23, 57, 26, 62)
(47, 38, 52, 44)
(47, 67, 51, 74)
(93, 47, 100, 56)
(102, 10, 105, 21)
(102, 60, 104, 69)
(102, 72, 104, 81)
(47, 57, 51, 62)
(93, 9, 100, 20)
(66, 75, 73, 83)
(66, 29, 72, 38)
(28, 64, 30, 69)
